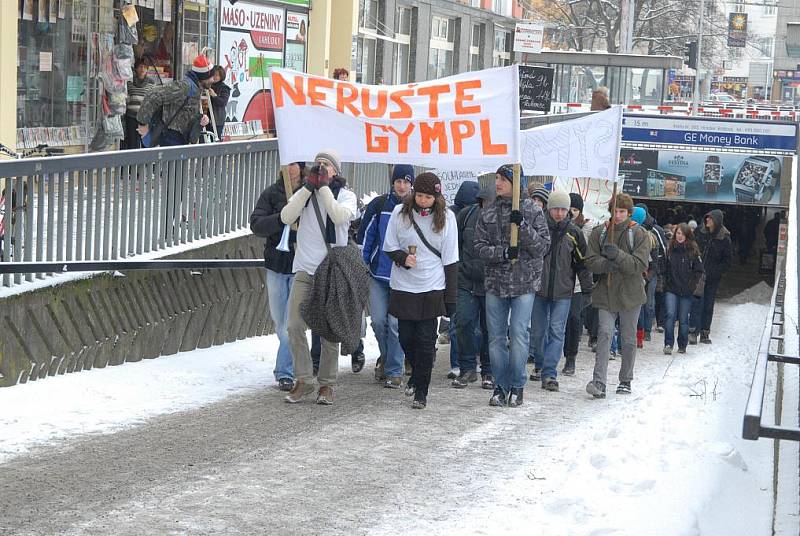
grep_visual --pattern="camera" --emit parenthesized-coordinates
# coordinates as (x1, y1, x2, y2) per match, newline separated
(309, 164, 328, 180)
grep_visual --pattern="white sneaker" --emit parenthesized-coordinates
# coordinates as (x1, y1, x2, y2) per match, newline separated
(663, 345, 673, 355)
(447, 367, 459, 379)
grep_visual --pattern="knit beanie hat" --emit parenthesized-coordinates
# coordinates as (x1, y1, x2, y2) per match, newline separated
(391, 164, 415, 185)
(413, 172, 442, 196)
(314, 149, 342, 176)
(548, 191, 571, 211)
(192, 55, 213, 80)
(496, 165, 514, 182)
(531, 187, 550, 205)
(631, 206, 646, 225)
(569, 193, 584, 213)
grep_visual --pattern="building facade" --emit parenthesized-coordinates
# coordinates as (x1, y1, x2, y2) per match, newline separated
(771, 0, 800, 103)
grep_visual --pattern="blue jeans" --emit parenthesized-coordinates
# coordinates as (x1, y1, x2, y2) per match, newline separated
(369, 278, 404, 377)
(531, 297, 572, 380)
(638, 277, 657, 332)
(486, 292, 535, 392)
(455, 288, 491, 374)
(266, 269, 294, 381)
(664, 292, 692, 349)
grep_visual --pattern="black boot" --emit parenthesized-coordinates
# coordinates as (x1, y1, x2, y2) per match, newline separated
(700, 330, 711, 344)
(562, 356, 576, 376)
(508, 387, 524, 407)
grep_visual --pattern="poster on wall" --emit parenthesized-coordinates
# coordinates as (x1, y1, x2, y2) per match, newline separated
(284, 11, 307, 72)
(219, 0, 285, 132)
(619, 148, 658, 198)
(727, 13, 748, 48)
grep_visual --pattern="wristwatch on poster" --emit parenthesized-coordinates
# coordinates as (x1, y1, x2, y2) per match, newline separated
(702, 155, 723, 194)
(732, 156, 781, 203)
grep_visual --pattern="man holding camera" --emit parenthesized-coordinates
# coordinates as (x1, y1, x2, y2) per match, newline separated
(280, 150, 357, 405)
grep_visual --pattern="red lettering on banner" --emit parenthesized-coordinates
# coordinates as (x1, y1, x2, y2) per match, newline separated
(420, 122, 448, 154)
(336, 83, 361, 116)
(366, 123, 390, 153)
(450, 120, 476, 154)
(386, 124, 415, 153)
(308, 78, 334, 106)
(362, 89, 389, 118)
(272, 73, 306, 107)
(480, 119, 507, 155)
(455, 80, 482, 114)
(389, 89, 413, 119)
(417, 84, 450, 118)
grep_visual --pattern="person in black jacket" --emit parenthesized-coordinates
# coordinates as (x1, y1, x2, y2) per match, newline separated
(663, 223, 704, 354)
(249, 162, 304, 391)
(690, 209, 732, 344)
(451, 188, 493, 390)
(209, 66, 231, 140)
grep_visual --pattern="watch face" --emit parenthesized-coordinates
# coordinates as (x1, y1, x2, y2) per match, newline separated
(735, 159, 770, 190)
(703, 163, 722, 184)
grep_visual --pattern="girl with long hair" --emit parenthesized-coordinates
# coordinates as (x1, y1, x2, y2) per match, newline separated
(663, 223, 704, 354)
(382, 173, 458, 409)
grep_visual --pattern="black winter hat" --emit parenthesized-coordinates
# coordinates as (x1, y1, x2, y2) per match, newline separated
(569, 193, 584, 213)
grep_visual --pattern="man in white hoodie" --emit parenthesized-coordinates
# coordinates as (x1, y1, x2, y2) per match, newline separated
(280, 149, 357, 405)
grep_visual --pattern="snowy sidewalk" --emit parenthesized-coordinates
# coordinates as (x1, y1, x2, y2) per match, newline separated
(0, 289, 777, 535)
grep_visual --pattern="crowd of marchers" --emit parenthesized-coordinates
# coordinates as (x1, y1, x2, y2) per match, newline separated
(249, 150, 734, 409)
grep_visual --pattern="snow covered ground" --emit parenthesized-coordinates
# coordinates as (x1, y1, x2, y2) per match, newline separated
(0, 285, 781, 535)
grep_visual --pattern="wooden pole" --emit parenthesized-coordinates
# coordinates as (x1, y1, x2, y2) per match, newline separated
(607, 182, 618, 287)
(510, 164, 521, 263)
(281, 165, 297, 231)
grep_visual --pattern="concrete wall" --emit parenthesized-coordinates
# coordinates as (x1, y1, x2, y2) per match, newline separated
(0, 235, 272, 387)
(0, 1, 17, 155)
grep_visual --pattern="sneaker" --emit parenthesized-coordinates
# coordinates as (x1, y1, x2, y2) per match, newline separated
(644, 331, 652, 341)
(508, 387, 524, 407)
(384, 376, 402, 389)
(688, 332, 698, 345)
(562, 357, 576, 376)
(404, 383, 416, 397)
(700, 330, 711, 344)
(586, 380, 606, 399)
(447, 367, 459, 379)
(284, 381, 315, 403)
(351, 351, 365, 373)
(316, 385, 335, 405)
(678, 347, 687, 354)
(374, 357, 386, 382)
(663, 345, 673, 355)
(481, 373, 495, 390)
(489, 387, 507, 407)
(451, 370, 477, 389)
(411, 395, 427, 409)
(542, 377, 559, 392)
(529, 368, 542, 382)
(609, 351, 617, 360)
(278, 378, 294, 392)
(616, 381, 632, 395)
(656, 326, 665, 333)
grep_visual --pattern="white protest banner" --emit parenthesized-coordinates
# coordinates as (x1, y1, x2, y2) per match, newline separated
(431, 169, 480, 206)
(552, 176, 625, 223)
(520, 106, 623, 182)
(270, 66, 520, 168)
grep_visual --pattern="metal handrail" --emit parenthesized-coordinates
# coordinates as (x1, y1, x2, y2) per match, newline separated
(742, 271, 800, 441)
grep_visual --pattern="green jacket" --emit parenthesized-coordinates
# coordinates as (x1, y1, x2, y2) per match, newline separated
(584, 219, 649, 312)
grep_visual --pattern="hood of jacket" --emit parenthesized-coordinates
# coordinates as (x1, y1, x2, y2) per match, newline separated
(452, 181, 481, 212)
(704, 209, 730, 239)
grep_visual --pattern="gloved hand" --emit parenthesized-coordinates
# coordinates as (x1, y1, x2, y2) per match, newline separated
(602, 244, 620, 261)
(509, 210, 523, 226)
(317, 167, 331, 189)
(504, 246, 519, 261)
(446, 302, 457, 318)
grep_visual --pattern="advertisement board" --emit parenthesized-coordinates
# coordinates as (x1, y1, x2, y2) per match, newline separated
(728, 12, 748, 48)
(513, 22, 544, 54)
(220, 0, 286, 132)
(619, 148, 788, 206)
(621, 114, 797, 152)
(284, 11, 307, 71)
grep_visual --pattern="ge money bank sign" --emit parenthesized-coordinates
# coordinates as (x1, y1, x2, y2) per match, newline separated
(621, 115, 797, 153)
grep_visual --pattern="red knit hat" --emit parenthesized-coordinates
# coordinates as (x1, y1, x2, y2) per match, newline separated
(192, 55, 213, 80)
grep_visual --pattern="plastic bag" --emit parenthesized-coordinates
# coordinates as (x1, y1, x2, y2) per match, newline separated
(103, 115, 124, 139)
(117, 15, 138, 45)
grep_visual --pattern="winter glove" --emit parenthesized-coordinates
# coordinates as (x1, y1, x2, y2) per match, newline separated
(445, 302, 457, 319)
(503, 246, 519, 261)
(602, 244, 620, 261)
(509, 209, 524, 226)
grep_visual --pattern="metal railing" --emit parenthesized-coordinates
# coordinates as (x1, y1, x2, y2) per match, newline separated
(742, 270, 800, 441)
(0, 139, 391, 288)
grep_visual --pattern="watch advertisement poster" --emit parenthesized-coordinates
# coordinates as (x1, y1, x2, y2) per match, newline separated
(220, 0, 286, 133)
(619, 149, 658, 198)
(628, 149, 786, 206)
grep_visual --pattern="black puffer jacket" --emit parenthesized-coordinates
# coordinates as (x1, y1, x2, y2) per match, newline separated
(696, 209, 732, 281)
(456, 188, 491, 296)
(249, 179, 297, 274)
(665, 242, 704, 297)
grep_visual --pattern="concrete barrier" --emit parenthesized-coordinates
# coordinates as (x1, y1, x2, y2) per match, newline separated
(0, 234, 271, 387)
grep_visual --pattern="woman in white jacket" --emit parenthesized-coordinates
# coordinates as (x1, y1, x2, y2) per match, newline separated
(382, 173, 458, 409)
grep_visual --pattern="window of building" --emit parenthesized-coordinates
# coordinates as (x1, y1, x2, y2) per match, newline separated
(759, 36, 775, 56)
(492, 0, 511, 17)
(394, 6, 412, 83)
(764, 1, 776, 15)
(492, 27, 511, 67)
(429, 48, 454, 79)
(431, 16, 452, 41)
(361, 0, 379, 30)
(733, 0, 745, 14)
(429, 15, 455, 79)
(181, 1, 217, 76)
(470, 23, 483, 71)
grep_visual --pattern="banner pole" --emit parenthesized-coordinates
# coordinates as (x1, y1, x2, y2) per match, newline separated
(510, 164, 521, 264)
(607, 182, 619, 287)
